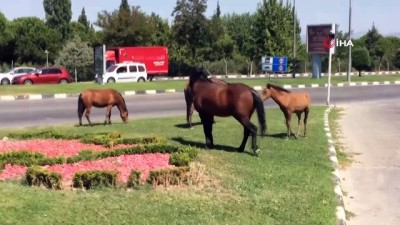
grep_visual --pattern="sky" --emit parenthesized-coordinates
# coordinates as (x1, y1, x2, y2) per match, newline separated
(1, 0, 399, 38)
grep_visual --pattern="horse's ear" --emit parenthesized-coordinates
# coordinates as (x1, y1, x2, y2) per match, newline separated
(266, 83, 271, 88)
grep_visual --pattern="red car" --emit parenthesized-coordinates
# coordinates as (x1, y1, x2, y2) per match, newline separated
(12, 66, 73, 85)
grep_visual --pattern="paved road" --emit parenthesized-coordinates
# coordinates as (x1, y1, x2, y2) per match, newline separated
(0, 85, 399, 128)
(339, 99, 400, 225)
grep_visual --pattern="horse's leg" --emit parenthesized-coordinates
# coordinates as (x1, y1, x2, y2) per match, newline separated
(304, 108, 310, 138)
(85, 106, 92, 126)
(199, 112, 214, 149)
(285, 112, 296, 139)
(78, 108, 85, 126)
(296, 112, 302, 138)
(184, 89, 194, 128)
(235, 115, 259, 156)
(105, 105, 112, 125)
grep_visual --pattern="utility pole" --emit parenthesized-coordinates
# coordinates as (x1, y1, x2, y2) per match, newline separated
(347, 0, 352, 82)
(292, 0, 296, 78)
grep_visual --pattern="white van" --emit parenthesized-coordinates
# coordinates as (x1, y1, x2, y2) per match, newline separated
(102, 62, 147, 83)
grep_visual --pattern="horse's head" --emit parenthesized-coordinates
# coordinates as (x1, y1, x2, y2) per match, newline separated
(189, 67, 208, 87)
(120, 111, 128, 123)
(261, 84, 272, 101)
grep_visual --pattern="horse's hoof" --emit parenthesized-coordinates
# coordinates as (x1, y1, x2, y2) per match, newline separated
(253, 149, 261, 157)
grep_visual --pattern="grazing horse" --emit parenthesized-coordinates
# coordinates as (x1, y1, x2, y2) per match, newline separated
(184, 78, 228, 128)
(189, 67, 267, 156)
(261, 84, 311, 138)
(77, 89, 128, 126)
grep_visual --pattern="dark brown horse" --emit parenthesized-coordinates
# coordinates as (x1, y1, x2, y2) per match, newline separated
(184, 78, 228, 128)
(189, 67, 267, 156)
(77, 89, 128, 126)
(261, 84, 311, 138)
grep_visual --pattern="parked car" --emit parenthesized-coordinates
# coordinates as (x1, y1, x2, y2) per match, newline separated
(0, 67, 36, 85)
(12, 66, 73, 85)
(101, 62, 147, 83)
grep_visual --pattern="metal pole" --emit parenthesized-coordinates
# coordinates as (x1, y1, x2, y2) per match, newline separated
(347, 0, 352, 82)
(327, 52, 332, 105)
(292, 0, 296, 78)
(45, 50, 49, 67)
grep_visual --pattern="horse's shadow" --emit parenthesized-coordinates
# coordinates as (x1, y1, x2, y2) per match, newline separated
(171, 137, 254, 156)
(266, 132, 288, 139)
(174, 122, 202, 129)
(74, 122, 117, 127)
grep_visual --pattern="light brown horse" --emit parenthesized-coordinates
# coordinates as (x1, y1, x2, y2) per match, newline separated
(184, 77, 228, 128)
(77, 89, 128, 126)
(261, 84, 311, 138)
(189, 67, 266, 156)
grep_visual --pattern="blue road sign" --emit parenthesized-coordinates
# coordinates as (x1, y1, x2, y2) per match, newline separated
(261, 56, 288, 73)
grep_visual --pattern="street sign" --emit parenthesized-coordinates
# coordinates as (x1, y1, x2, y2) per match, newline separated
(261, 56, 288, 73)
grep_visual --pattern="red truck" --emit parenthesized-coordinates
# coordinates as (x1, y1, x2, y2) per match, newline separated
(105, 46, 169, 80)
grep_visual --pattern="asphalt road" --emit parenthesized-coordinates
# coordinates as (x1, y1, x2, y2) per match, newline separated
(0, 85, 399, 128)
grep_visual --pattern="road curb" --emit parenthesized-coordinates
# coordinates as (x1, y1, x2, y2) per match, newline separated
(0, 81, 399, 101)
(324, 105, 347, 225)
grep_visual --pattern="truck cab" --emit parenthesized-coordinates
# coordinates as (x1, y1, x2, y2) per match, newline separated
(102, 62, 147, 83)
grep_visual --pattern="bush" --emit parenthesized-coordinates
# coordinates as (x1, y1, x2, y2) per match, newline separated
(25, 166, 63, 190)
(147, 167, 190, 187)
(73, 170, 117, 189)
(127, 170, 142, 188)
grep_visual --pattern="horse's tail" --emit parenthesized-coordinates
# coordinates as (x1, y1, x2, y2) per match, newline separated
(77, 93, 85, 114)
(251, 90, 267, 136)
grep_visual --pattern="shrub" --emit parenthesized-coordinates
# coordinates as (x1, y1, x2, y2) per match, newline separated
(127, 170, 142, 188)
(147, 167, 190, 187)
(73, 170, 117, 190)
(25, 166, 63, 190)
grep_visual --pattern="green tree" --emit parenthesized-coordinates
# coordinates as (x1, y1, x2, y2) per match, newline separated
(148, 13, 171, 46)
(119, 0, 130, 12)
(171, 0, 209, 62)
(78, 7, 90, 29)
(0, 12, 13, 65)
(364, 23, 383, 71)
(352, 47, 371, 76)
(55, 36, 94, 81)
(8, 17, 62, 66)
(253, 0, 301, 72)
(43, 0, 72, 41)
(70, 21, 96, 43)
(96, 3, 155, 46)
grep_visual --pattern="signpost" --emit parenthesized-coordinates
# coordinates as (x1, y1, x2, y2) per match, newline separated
(261, 56, 288, 75)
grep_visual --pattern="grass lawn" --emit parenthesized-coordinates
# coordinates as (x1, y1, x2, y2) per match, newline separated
(0, 74, 399, 96)
(0, 107, 337, 225)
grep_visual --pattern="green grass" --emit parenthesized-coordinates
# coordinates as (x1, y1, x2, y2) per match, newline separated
(1, 74, 399, 95)
(0, 107, 337, 225)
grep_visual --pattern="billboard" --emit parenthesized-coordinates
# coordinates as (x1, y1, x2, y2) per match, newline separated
(306, 24, 335, 54)
(261, 56, 288, 73)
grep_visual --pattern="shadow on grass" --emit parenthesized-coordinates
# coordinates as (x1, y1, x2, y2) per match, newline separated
(171, 137, 254, 156)
(174, 122, 202, 129)
(74, 122, 122, 127)
(266, 132, 288, 139)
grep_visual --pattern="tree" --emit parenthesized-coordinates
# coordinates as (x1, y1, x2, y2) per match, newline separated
(96, 3, 156, 46)
(43, 0, 72, 41)
(364, 23, 383, 71)
(171, 0, 209, 62)
(70, 21, 96, 43)
(119, 0, 130, 12)
(148, 13, 171, 46)
(78, 7, 90, 29)
(352, 47, 371, 76)
(55, 36, 94, 81)
(253, 0, 301, 71)
(8, 17, 62, 66)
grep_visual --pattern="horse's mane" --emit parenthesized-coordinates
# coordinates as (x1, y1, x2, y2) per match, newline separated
(267, 83, 291, 93)
(118, 92, 128, 112)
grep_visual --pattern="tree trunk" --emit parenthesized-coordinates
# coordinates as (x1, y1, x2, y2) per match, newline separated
(359, 70, 362, 77)
(223, 57, 227, 75)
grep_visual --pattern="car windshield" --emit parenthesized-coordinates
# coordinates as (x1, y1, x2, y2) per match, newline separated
(106, 65, 118, 72)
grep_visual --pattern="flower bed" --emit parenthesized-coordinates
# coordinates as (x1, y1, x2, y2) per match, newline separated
(0, 139, 135, 158)
(0, 130, 198, 190)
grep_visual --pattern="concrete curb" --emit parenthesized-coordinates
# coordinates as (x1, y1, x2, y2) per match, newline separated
(153, 71, 400, 81)
(324, 105, 347, 225)
(0, 80, 399, 101)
